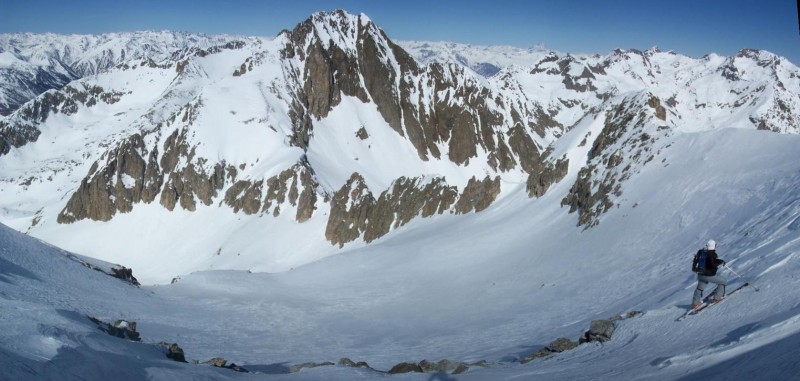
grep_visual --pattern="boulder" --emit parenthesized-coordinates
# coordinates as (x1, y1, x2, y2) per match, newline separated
(88, 316, 140, 342)
(204, 358, 248, 372)
(453, 364, 470, 374)
(338, 358, 372, 369)
(110, 266, 140, 286)
(111, 319, 140, 341)
(205, 357, 227, 367)
(388, 362, 423, 374)
(159, 342, 187, 363)
(581, 319, 615, 343)
(338, 358, 356, 367)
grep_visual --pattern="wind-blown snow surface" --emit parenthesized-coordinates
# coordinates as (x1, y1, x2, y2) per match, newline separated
(2, 127, 799, 380)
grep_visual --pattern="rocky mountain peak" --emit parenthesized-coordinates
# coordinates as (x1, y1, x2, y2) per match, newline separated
(282, 10, 383, 57)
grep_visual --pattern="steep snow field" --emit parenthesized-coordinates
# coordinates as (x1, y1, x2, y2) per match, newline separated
(2, 127, 799, 380)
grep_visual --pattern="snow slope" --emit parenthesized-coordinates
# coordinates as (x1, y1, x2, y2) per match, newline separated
(2, 126, 799, 380)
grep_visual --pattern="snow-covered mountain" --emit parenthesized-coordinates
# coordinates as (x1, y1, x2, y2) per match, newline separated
(1, 11, 799, 283)
(397, 40, 553, 77)
(0, 31, 264, 115)
(2, 9, 800, 380)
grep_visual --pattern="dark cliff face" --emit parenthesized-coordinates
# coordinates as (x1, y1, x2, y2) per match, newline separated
(324, 173, 506, 247)
(58, 134, 151, 223)
(281, 11, 545, 172)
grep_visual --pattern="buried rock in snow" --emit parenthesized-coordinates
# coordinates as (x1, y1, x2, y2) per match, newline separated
(549, 337, 579, 352)
(290, 361, 335, 373)
(521, 337, 579, 364)
(88, 317, 141, 341)
(388, 359, 469, 374)
(388, 362, 424, 374)
(204, 358, 249, 372)
(111, 266, 141, 286)
(159, 342, 187, 363)
(338, 358, 373, 369)
(205, 357, 227, 367)
(419, 359, 469, 373)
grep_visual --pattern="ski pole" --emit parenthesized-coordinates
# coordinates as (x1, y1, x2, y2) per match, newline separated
(724, 264, 759, 292)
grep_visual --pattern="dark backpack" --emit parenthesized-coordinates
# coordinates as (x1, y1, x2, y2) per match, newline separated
(692, 249, 710, 273)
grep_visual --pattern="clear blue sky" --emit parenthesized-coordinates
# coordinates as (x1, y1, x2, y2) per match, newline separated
(2, 0, 798, 64)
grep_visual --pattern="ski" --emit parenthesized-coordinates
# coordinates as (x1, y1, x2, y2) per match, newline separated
(676, 282, 749, 321)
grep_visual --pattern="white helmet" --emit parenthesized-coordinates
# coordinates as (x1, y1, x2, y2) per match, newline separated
(706, 240, 717, 250)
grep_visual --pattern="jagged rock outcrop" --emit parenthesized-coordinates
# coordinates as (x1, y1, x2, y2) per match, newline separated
(647, 96, 667, 121)
(337, 358, 373, 369)
(325, 173, 375, 246)
(88, 317, 141, 342)
(224, 163, 318, 221)
(527, 156, 570, 198)
(580, 319, 616, 343)
(158, 126, 227, 212)
(454, 175, 501, 214)
(110, 266, 140, 286)
(161, 342, 187, 363)
(325, 174, 463, 246)
(324, 172, 507, 245)
(58, 116, 234, 222)
(58, 134, 151, 223)
(561, 96, 670, 226)
(224, 180, 265, 215)
(363, 176, 458, 242)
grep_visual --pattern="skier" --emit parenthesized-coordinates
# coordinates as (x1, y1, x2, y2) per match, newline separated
(691, 239, 727, 309)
